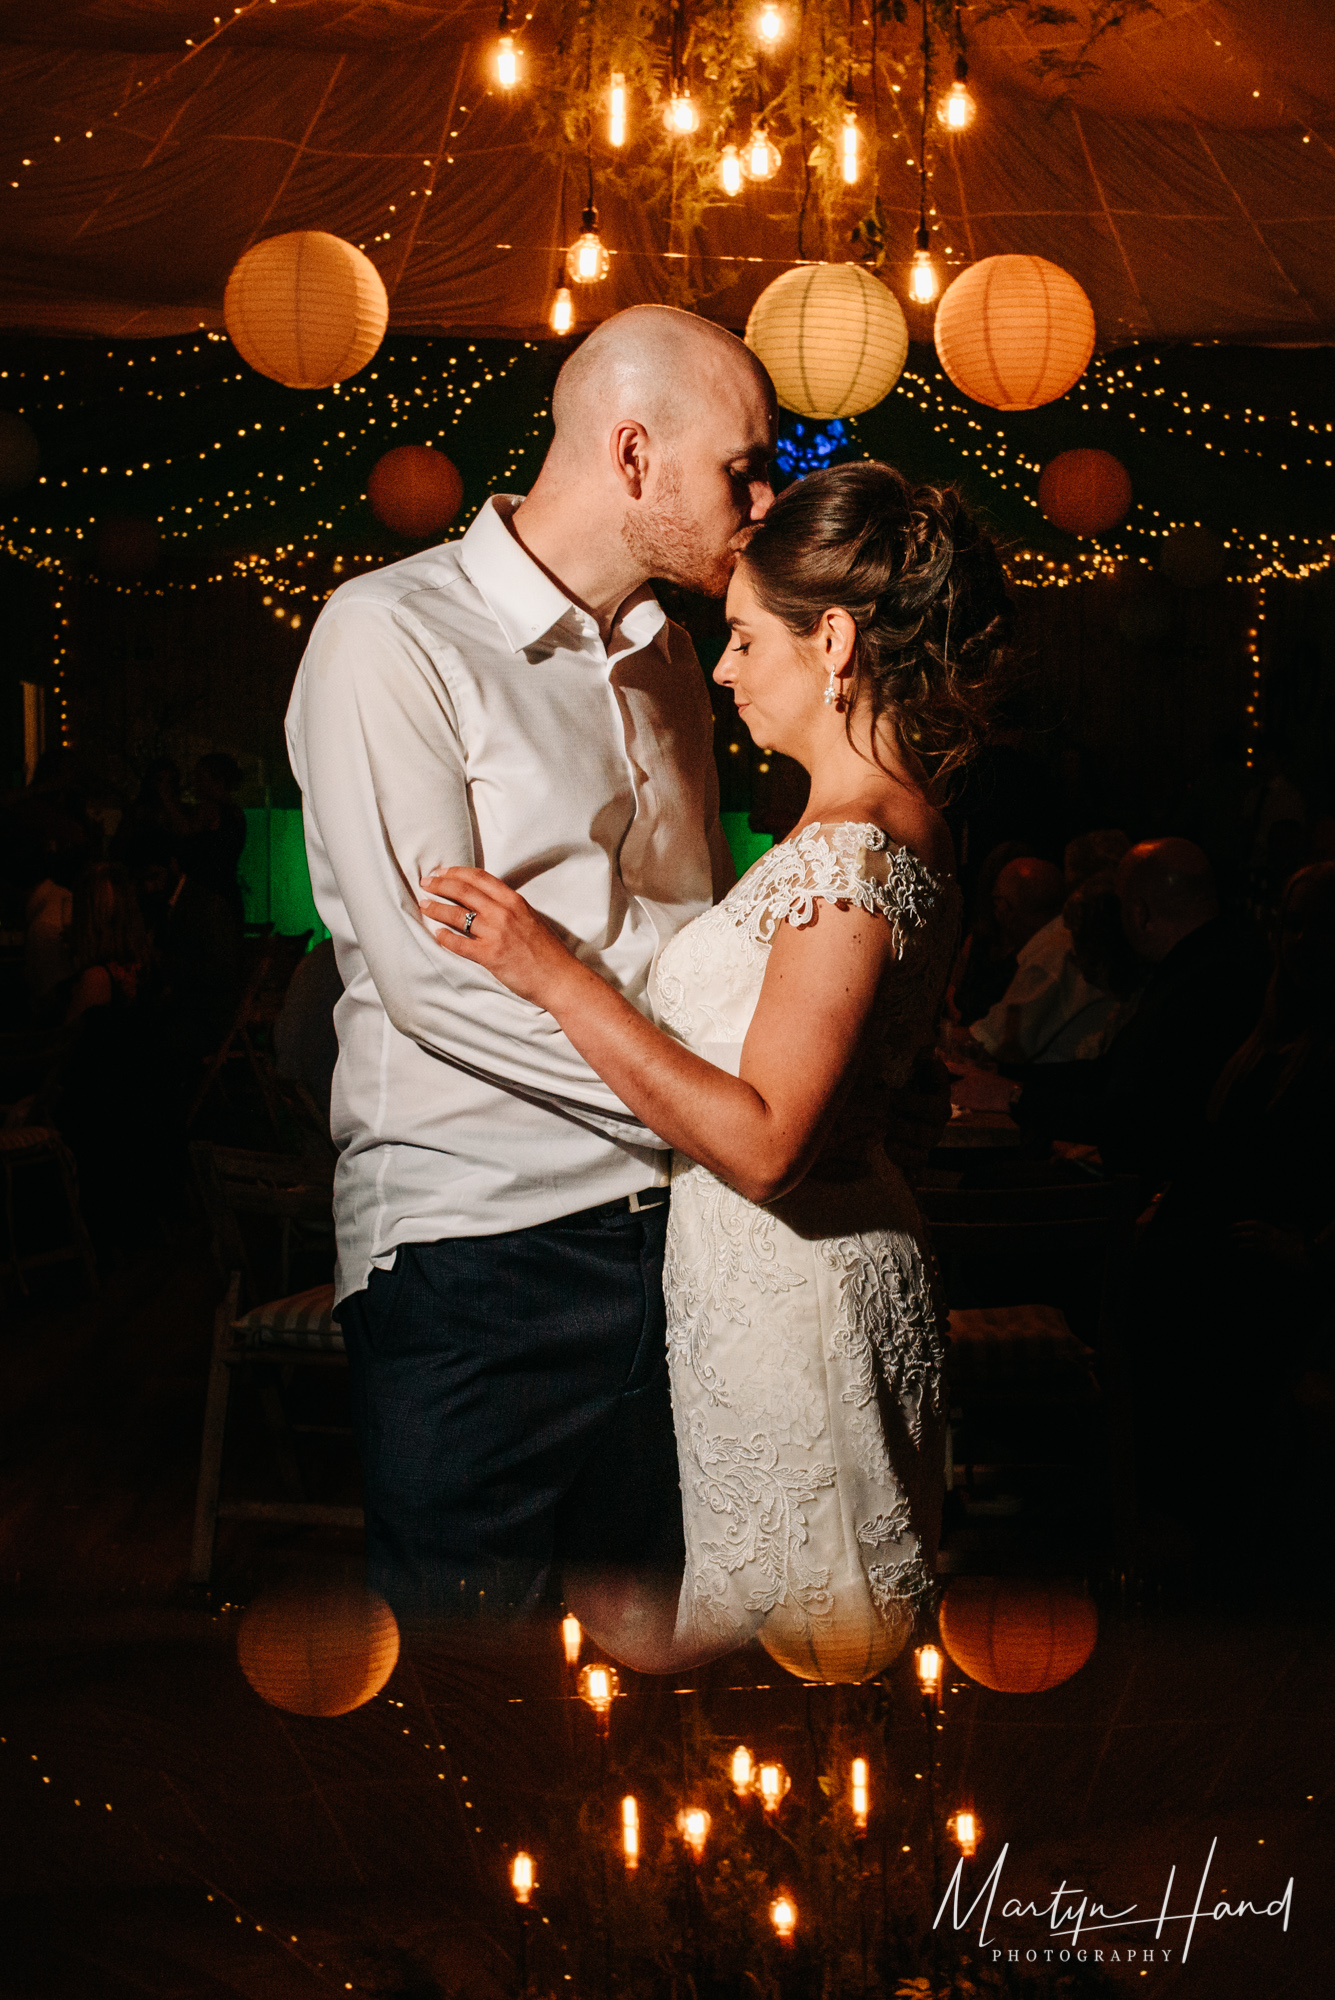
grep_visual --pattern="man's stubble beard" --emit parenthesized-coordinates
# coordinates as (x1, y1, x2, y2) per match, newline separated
(619, 455, 744, 599)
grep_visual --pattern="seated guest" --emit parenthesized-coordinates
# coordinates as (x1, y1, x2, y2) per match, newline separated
(52, 864, 171, 1254)
(1098, 838, 1268, 1195)
(123, 826, 242, 1075)
(967, 831, 1132, 1065)
(947, 842, 1047, 1027)
(180, 752, 247, 929)
(23, 871, 74, 1021)
(274, 935, 342, 1124)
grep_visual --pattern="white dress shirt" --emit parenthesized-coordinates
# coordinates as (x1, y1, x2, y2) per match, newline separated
(969, 914, 1117, 1065)
(285, 494, 733, 1302)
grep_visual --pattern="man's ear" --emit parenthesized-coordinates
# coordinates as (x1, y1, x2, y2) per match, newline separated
(609, 420, 650, 501)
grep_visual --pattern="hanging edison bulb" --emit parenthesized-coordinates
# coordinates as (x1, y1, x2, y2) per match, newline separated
(561, 1612, 582, 1664)
(676, 1807, 711, 1860)
(770, 1893, 798, 1942)
(550, 286, 574, 335)
(719, 143, 743, 196)
(937, 58, 976, 131)
(949, 1808, 981, 1858)
(664, 88, 699, 133)
(511, 1852, 535, 1904)
(566, 205, 610, 284)
(622, 1795, 640, 1872)
(744, 125, 781, 180)
(909, 222, 939, 304)
(730, 1745, 755, 1794)
(609, 71, 627, 146)
(494, 3, 519, 89)
(757, 3, 784, 43)
(841, 109, 860, 184)
(851, 1756, 870, 1832)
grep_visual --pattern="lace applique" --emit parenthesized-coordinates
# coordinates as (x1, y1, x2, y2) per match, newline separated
(857, 1502, 914, 1547)
(665, 1160, 825, 1449)
(817, 1230, 947, 1483)
(866, 1548, 935, 1613)
(732, 821, 942, 959)
(679, 1409, 837, 1634)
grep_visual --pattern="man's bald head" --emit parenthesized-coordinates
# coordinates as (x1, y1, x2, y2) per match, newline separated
(992, 856, 1065, 954)
(1115, 838, 1218, 963)
(550, 305, 772, 457)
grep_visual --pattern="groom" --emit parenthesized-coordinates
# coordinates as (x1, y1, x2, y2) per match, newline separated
(287, 307, 778, 1621)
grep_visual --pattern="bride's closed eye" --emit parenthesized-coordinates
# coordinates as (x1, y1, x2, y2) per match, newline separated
(730, 638, 750, 655)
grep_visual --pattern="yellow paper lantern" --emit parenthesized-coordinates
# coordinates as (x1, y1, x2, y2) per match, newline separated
(224, 231, 388, 389)
(761, 1588, 913, 1683)
(236, 1581, 400, 1715)
(939, 1577, 1097, 1693)
(746, 263, 909, 420)
(368, 445, 464, 540)
(1038, 449, 1132, 536)
(934, 255, 1095, 411)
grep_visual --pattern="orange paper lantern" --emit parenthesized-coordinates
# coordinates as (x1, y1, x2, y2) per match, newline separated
(1038, 449, 1132, 536)
(368, 445, 465, 540)
(236, 1581, 399, 1716)
(934, 255, 1095, 411)
(940, 1577, 1097, 1692)
(224, 231, 388, 389)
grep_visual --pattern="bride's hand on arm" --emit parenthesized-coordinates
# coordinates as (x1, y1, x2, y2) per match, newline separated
(418, 866, 588, 1011)
(420, 865, 891, 1207)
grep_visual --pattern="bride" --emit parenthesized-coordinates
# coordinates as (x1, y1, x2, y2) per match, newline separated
(419, 462, 1013, 1681)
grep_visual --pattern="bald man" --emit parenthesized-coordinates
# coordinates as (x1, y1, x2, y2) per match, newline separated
(283, 307, 778, 1622)
(1099, 838, 1266, 1191)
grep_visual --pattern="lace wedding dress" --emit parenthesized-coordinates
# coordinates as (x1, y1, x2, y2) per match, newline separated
(651, 821, 960, 1682)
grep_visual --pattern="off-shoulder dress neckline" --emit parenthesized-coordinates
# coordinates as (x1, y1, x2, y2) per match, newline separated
(773, 817, 955, 898)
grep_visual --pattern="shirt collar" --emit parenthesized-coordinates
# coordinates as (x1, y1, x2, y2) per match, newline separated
(456, 494, 666, 658)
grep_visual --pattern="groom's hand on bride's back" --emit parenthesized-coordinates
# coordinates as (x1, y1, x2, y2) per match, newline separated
(881, 1053, 952, 1178)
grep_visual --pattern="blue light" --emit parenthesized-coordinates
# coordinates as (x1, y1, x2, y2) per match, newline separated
(774, 416, 851, 480)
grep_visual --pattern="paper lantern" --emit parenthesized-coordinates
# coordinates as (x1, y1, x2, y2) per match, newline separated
(940, 1577, 1096, 1692)
(0, 410, 39, 497)
(746, 263, 909, 420)
(760, 1591, 913, 1683)
(1038, 449, 1131, 536)
(934, 255, 1095, 411)
(224, 231, 388, 389)
(1159, 524, 1225, 589)
(94, 516, 159, 576)
(236, 1581, 399, 1715)
(368, 445, 464, 540)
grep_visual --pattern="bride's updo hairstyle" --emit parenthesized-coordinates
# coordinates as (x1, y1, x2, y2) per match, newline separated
(738, 461, 1016, 794)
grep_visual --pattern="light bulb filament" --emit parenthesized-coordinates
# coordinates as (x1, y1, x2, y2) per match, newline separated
(496, 33, 517, 89)
(609, 72, 626, 147)
(841, 110, 860, 185)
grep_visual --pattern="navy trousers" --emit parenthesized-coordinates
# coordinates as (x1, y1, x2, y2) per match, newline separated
(336, 1196, 684, 1623)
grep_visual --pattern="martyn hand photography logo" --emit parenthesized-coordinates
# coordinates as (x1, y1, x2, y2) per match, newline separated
(934, 1838, 1294, 1969)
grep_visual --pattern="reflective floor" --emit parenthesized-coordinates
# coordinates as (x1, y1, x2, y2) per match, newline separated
(1, 1241, 1330, 1999)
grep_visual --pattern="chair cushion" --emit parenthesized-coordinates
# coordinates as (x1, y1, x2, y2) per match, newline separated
(233, 1282, 344, 1352)
(946, 1303, 1099, 1403)
(0, 1124, 59, 1155)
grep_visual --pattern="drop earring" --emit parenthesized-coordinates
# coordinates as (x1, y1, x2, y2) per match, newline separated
(824, 667, 841, 708)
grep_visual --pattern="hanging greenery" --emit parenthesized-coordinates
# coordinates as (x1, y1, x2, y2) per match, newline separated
(530, 1, 1164, 305)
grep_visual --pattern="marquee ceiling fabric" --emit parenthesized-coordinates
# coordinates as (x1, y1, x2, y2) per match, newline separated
(0, 0, 1332, 348)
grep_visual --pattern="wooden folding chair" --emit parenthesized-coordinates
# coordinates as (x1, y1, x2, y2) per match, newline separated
(187, 930, 313, 1136)
(188, 1140, 360, 1588)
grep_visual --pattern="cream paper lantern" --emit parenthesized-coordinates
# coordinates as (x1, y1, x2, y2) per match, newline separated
(224, 230, 388, 389)
(746, 262, 909, 421)
(934, 254, 1095, 412)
